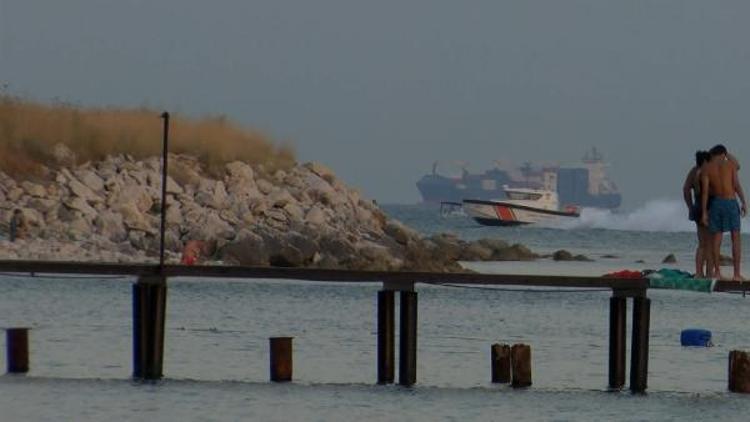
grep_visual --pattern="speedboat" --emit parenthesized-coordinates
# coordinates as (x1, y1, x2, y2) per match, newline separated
(462, 186, 580, 226)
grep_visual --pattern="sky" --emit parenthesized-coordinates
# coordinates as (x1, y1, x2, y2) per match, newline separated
(1, 0, 749, 209)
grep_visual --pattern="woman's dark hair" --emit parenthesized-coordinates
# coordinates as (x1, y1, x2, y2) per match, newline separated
(696, 150, 711, 166)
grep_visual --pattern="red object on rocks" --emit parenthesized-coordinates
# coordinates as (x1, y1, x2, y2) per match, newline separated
(181, 240, 204, 265)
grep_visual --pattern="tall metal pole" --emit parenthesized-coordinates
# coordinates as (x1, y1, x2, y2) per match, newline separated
(159, 112, 170, 270)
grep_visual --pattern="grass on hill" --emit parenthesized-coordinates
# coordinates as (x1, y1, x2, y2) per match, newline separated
(0, 96, 295, 179)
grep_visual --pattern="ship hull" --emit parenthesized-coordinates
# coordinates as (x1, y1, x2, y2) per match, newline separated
(462, 199, 580, 226)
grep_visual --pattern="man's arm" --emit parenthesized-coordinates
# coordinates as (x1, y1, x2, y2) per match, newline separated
(683, 167, 696, 209)
(729, 153, 741, 171)
(734, 167, 747, 217)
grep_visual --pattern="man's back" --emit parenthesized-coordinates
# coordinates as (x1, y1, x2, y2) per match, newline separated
(706, 156, 738, 199)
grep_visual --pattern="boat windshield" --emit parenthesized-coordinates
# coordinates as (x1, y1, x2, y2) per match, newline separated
(507, 191, 542, 201)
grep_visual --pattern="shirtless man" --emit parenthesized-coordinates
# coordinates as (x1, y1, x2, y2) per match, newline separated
(701, 145, 747, 280)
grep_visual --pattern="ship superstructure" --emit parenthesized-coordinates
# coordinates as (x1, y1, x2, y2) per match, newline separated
(416, 148, 621, 209)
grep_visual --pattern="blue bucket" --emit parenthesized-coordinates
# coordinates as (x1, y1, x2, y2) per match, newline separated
(681, 328, 712, 347)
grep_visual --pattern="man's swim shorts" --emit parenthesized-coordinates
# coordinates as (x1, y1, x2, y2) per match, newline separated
(708, 198, 741, 233)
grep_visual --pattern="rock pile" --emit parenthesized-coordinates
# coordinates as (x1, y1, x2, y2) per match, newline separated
(0, 151, 538, 270)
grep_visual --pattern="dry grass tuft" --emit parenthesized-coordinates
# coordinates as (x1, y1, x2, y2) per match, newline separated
(0, 96, 295, 179)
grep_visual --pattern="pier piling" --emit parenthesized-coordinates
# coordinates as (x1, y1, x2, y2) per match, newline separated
(491, 343, 511, 384)
(511, 344, 532, 388)
(630, 296, 650, 393)
(6, 328, 29, 374)
(399, 291, 418, 386)
(270, 337, 293, 382)
(729, 350, 750, 393)
(609, 296, 627, 390)
(133, 276, 167, 380)
(377, 290, 395, 384)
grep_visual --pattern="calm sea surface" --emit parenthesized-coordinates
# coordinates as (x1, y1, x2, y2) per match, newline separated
(2, 202, 750, 421)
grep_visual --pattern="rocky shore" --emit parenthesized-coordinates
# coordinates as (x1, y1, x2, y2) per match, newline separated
(0, 149, 538, 271)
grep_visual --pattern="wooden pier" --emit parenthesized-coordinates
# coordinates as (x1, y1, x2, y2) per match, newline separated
(1, 259, 748, 392)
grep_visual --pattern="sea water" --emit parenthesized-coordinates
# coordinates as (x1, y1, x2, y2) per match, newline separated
(2, 200, 750, 421)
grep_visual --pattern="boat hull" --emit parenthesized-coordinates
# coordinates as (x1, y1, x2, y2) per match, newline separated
(462, 199, 579, 226)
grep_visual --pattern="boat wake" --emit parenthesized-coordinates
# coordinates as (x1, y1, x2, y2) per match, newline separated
(557, 198, 750, 233)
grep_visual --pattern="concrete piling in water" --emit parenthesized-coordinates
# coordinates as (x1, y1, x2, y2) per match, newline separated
(729, 350, 750, 393)
(491, 343, 511, 384)
(6, 328, 29, 374)
(133, 276, 167, 380)
(399, 291, 418, 386)
(511, 344, 532, 388)
(377, 290, 395, 384)
(270, 337, 293, 382)
(609, 296, 627, 390)
(630, 296, 650, 394)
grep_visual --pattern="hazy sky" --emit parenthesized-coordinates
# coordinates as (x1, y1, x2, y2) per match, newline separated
(2, 1, 749, 208)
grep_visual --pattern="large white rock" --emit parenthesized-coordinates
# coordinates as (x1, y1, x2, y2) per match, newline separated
(195, 180, 229, 209)
(95, 161, 118, 180)
(268, 189, 296, 208)
(94, 211, 127, 242)
(241, 212, 255, 225)
(67, 216, 91, 240)
(226, 161, 255, 180)
(65, 197, 98, 219)
(52, 143, 76, 166)
(117, 202, 154, 233)
(256, 179, 274, 195)
(186, 211, 234, 240)
(75, 170, 105, 193)
(103, 174, 123, 194)
(384, 220, 420, 245)
(128, 170, 148, 186)
(226, 176, 261, 203)
(304, 206, 327, 226)
(214, 181, 229, 207)
(305, 173, 335, 195)
(273, 169, 287, 182)
(69, 179, 103, 203)
(219, 209, 240, 225)
(283, 202, 305, 222)
(112, 185, 153, 214)
(304, 161, 336, 183)
(19, 207, 44, 227)
(165, 203, 183, 226)
(6, 187, 23, 202)
(166, 176, 183, 194)
(181, 203, 206, 227)
(21, 181, 47, 198)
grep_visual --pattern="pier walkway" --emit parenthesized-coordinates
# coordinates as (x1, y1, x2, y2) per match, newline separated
(1, 259, 746, 393)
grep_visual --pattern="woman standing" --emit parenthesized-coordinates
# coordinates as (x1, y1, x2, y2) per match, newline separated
(683, 151, 712, 278)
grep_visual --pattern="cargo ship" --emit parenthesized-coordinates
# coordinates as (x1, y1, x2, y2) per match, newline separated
(416, 148, 621, 209)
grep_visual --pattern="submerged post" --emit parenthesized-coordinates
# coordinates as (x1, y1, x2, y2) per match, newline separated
(270, 337, 293, 382)
(6, 328, 29, 374)
(133, 275, 167, 380)
(377, 290, 395, 384)
(491, 343, 511, 384)
(630, 296, 650, 393)
(609, 295, 627, 390)
(511, 344, 532, 388)
(399, 291, 418, 386)
(729, 350, 750, 393)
